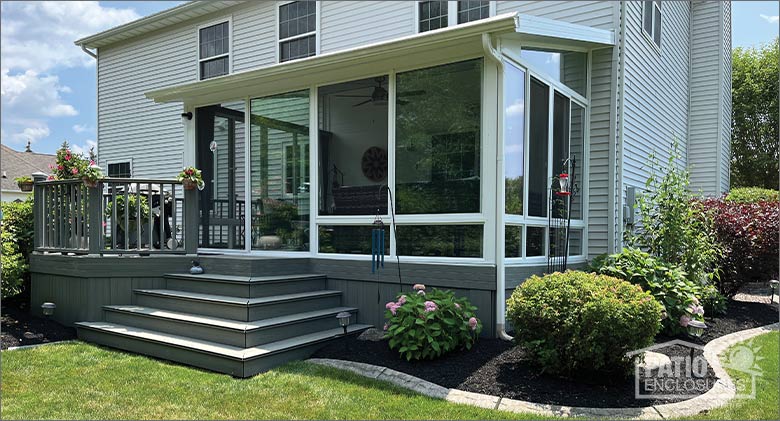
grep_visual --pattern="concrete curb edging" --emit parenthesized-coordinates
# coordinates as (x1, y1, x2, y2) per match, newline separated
(308, 323, 779, 419)
(2, 340, 78, 352)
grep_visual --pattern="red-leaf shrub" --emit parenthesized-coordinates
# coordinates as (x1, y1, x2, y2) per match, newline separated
(700, 197, 779, 296)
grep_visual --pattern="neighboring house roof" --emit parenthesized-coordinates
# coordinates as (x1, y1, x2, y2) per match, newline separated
(75, 1, 240, 49)
(1, 144, 55, 192)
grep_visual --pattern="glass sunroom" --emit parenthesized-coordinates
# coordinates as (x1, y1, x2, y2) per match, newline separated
(147, 13, 613, 270)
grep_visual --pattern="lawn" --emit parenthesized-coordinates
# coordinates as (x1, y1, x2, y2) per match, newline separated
(1, 333, 777, 420)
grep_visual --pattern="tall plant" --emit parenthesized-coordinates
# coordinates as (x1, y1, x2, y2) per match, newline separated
(629, 141, 721, 285)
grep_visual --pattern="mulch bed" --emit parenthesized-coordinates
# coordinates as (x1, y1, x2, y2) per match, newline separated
(314, 299, 778, 408)
(1, 295, 76, 350)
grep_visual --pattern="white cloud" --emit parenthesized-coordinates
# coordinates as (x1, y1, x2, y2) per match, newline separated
(1, 69, 77, 117)
(506, 100, 525, 117)
(9, 124, 50, 145)
(760, 14, 779, 24)
(0, 2, 140, 73)
(70, 139, 98, 157)
(72, 123, 93, 133)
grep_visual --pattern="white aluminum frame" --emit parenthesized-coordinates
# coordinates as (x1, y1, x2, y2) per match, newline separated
(413, 1, 497, 34)
(275, 0, 321, 64)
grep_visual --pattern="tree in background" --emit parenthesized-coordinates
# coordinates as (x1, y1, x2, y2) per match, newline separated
(730, 38, 779, 189)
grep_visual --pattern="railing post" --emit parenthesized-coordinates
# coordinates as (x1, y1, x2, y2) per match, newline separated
(184, 187, 199, 255)
(88, 183, 103, 255)
(31, 172, 47, 250)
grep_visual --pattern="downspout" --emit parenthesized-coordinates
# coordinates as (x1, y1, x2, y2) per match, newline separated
(482, 33, 513, 342)
(80, 45, 97, 60)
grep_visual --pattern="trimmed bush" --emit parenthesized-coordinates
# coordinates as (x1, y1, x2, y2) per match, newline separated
(725, 187, 779, 203)
(384, 284, 481, 361)
(507, 271, 663, 376)
(594, 248, 712, 335)
(1, 198, 34, 298)
(700, 197, 779, 296)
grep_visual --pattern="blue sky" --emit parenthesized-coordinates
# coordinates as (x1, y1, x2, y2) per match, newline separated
(1, 1, 778, 155)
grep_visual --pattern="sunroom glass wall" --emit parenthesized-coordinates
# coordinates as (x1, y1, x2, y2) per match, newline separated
(249, 90, 310, 251)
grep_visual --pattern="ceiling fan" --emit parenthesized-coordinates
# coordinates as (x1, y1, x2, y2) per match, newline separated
(334, 77, 426, 107)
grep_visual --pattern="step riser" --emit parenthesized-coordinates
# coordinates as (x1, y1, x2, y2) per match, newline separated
(165, 277, 327, 298)
(104, 309, 358, 347)
(134, 293, 343, 322)
(104, 310, 246, 347)
(77, 327, 244, 377)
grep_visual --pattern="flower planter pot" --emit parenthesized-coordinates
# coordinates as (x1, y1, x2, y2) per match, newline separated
(17, 181, 33, 192)
(258, 235, 282, 250)
(83, 178, 99, 188)
(182, 179, 198, 190)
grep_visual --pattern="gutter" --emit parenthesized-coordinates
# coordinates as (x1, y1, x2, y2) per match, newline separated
(482, 33, 513, 342)
(81, 45, 97, 59)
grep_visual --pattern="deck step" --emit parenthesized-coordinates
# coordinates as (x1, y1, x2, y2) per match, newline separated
(104, 305, 359, 347)
(133, 289, 343, 321)
(75, 321, 371, 377)
(164, 273, 327, 298)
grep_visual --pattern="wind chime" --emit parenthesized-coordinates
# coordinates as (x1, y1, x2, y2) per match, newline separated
(371, 211, 385, 273)
(547, 156, 577, 273)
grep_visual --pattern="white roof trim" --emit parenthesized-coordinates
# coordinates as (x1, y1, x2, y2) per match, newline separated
(75, 1, 239, 49)
(145, 12, 614, 105)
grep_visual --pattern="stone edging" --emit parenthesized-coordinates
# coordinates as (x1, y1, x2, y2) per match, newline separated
(308, 323, 779, 419)
(2, 340, 77, 352)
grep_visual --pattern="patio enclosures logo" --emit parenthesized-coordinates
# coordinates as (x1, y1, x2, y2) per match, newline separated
(627, 340, 763, 400)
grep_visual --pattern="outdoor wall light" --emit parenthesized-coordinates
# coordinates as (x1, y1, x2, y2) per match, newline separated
(41, 302, 56, 317)
(769, 280, 779, 303)
(336, 311, 351, 336)
(181, 112, 193, 121)
(687, 319, 707, 338)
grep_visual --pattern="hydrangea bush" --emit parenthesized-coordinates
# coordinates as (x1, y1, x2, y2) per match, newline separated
(384, 284, 481, 361)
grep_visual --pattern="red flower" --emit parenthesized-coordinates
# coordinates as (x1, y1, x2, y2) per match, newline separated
(57, 165, 64, 171)
(71, 168, 79, 175)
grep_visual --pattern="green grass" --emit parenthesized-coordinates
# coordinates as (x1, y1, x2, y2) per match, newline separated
(0, 342, 541, 420)
(686, 331, 780, 421)
(2, 333, 777, 420)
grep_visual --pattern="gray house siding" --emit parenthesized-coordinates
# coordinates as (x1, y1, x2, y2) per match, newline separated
(496, 1, 615, 29)
(621, 0, 690, 196)
(320, 1, 415, 51)
(720, 2, 732, 193)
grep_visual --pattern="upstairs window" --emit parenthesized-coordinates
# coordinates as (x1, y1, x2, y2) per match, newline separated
(457, 1, 490, 24)
(279, 1, 317, 62)
(642, 1, 661, 48)
(199, 21, 230, 80)
(419, 1, 448, 32)
(107, 162, 131, 178)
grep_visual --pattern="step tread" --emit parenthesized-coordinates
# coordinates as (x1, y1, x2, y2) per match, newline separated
(164, 273, 326, 284)
(75, 321, 371, 360)
(133, 289, 342, 306)
(104, 305, 358, 331)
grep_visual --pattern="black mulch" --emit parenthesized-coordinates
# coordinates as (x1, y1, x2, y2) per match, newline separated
(1, 295, 76, 350)
(314, 299, 778, 408)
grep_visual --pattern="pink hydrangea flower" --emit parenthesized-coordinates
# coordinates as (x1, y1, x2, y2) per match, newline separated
(413, 284, 426, 291)
(397, 295, 407, 305)
(688, 304, 704, 316)
(679, 314, 691, 327)
(424, 301, 437, 312)
(417, 290, 426, 296)
(385, 301, 395, 309)
(469, 317, 478, 330)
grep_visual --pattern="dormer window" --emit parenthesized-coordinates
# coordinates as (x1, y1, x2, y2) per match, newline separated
(199, 21, 230, 80)
(279, 1, 317, 62)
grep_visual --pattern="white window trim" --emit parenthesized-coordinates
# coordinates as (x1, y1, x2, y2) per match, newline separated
(641, 0, 661, 51)
(197, 17, 233, 81)
(414, 0, 496, 34)
(105, 159, 133, 178)
(276, 1, 321, 63)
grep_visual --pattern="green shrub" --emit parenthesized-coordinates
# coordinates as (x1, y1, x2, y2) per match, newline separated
(506, 271, 663, 376)
(630, 141, 721, 285)
(384, 284, 481, 361)
(594, 248, 710, 335)
(1, 198, 34, 298)
(725, 187, 779, 203)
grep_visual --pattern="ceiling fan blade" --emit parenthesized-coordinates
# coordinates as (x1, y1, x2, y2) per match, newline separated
(334, 94, 370, 98)
(353, 99, 373, 107)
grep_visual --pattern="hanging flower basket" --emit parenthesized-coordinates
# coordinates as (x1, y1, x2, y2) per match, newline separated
(15, 177, 34, 192)
(177, 166, 204, 191)
(83, 177, 99, 188)
(182, 179, 198, 190)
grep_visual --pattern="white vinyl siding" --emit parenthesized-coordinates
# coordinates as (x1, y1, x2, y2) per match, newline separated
(319, 1, 414, 52)
(496, 1, 615, 30)
(720, 2, 732, 193)
(232, 2, 277, 72)
(620, 1, 689, 192)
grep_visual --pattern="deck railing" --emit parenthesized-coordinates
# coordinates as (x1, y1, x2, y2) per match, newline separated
(33, 174, 198, 255)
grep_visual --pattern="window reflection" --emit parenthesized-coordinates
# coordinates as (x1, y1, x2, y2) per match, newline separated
(504, 62, 525, 215)
(397, 225, 482, 257)
(520, 49, 587, 96)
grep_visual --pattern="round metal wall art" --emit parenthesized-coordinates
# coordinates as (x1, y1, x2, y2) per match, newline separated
(361, 146, 387, 182)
